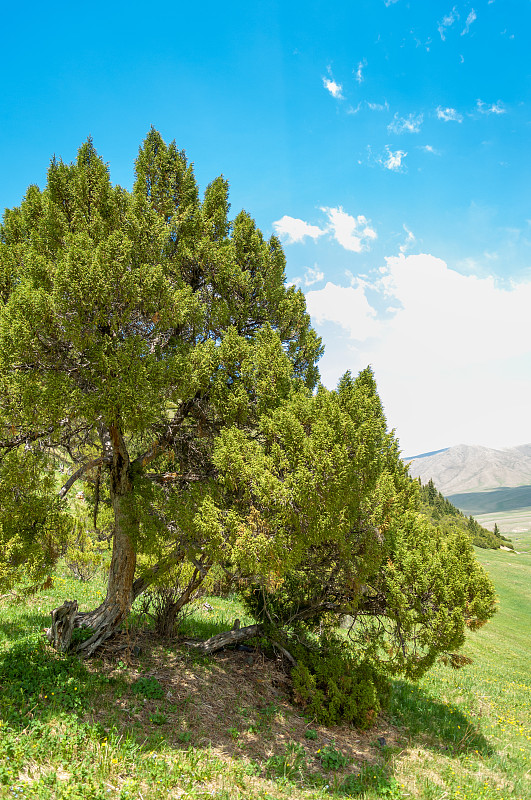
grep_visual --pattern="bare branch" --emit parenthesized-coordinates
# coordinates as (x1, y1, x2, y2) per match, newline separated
(143, 470, 214, 484)
(0, 426, 55, 454)
(58, 457, 108, 498)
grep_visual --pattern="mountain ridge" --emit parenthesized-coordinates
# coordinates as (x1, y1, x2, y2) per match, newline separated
(407, 443, 531, 495)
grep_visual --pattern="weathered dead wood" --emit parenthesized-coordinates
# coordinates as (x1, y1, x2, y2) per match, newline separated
(46, 599, 78, 652)
(186, 623, 298, 665)
(270, 639, 297, 666)
(186, 623, 265, 654)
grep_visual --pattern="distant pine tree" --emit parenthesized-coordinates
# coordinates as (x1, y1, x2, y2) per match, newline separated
(418, 481, 512, 550)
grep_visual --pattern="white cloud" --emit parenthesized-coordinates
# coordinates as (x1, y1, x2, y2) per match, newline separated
(305, 282, 379, 340)
(305, 254, 531, 454)
(420, 144, 440, 155)
(355, 59, 367, 84)
(438, 7, 459, 41)
(476, 99, 506, 115)
(379, 146, 407, 171)
(461, 9, 477, 35)
(322, 207, 377, 253)
(387, 112, 423, 134)
(436, 105, 463, 122)
(304, 266, 325, 287)
(367, 101, 389, 111)
(399, 225, 416, 253)
(322, 76, 343, 99)
(273, 215, 326, 244)
(274, 208, 377, 253)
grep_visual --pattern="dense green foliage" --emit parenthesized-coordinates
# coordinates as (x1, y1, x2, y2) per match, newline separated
(0, 449, 71, 591)
(233, 372, 496, 720)
(419, 479, 513, 549)
(291, 632, 389, 728)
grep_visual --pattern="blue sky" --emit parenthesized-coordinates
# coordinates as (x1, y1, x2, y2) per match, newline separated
(1, 0, 530, 455)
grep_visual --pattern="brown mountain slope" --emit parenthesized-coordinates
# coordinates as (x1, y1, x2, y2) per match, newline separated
(407, 443, 531, 495)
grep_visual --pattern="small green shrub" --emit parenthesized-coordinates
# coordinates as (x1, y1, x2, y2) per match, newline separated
(291, 634, 389, 728)
(316, 744, 348, 770)
(131, 676, 164, 700)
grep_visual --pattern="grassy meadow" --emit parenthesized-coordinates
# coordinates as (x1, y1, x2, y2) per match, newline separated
(0, 531, 529, 800)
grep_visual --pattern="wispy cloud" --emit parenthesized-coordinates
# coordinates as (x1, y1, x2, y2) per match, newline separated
(476, 99, 506, 115)
(384, 0, 400, 6)
(355, 59, 367, 84)
(420, 144, 440, 155)
(461, 9, 477, 35)
(367, 100, 389, 111)
(379, 147, 408, 171)
(272, 216, 326, 244)
(399, 225, 416, 253)
(387, 112, 423, 134)
(322, 207, 377, 252)
(303, 266, 325, 287)
(322, 68, 344, 99)
(436, 105, 463, 122)
(438, 7, 459, 41)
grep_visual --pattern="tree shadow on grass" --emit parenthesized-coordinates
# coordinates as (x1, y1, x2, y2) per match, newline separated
(0, 632, 114, 728)
(0, 603, 50, 643)
(389, 679, 494, 757)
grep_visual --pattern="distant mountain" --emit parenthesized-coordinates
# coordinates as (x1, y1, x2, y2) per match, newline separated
(406, 443, 531, 495)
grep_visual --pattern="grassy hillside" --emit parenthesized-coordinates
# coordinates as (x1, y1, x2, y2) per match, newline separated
(419, 479, 512, 549)
(0, 539, 529, 799)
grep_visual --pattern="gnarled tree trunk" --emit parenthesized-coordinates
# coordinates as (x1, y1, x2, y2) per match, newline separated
(49, 426, 140, 656)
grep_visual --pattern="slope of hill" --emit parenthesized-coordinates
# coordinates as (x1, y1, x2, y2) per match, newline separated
(407, 443, 531, 495)
(448, 485, 531, 515)
(419, 479, 512, 549)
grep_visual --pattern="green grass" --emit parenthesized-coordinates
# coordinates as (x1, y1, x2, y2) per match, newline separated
(0, 543, 529, 799)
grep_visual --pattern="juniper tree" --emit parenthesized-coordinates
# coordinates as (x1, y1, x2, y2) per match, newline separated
(0, 129, 322, 653)
(210, 369, 496, 723)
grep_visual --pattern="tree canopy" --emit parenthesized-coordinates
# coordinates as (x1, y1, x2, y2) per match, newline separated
(0, 130, 496, 723)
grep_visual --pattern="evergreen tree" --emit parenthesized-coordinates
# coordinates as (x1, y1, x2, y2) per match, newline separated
(0, 130, 321, 653)
(219, 369, 497, 723)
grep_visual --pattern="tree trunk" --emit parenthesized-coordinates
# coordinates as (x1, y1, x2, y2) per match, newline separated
(49, 425, 140, 657)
